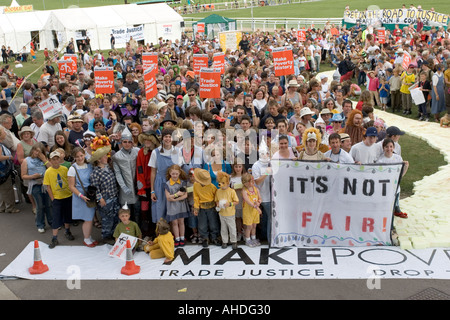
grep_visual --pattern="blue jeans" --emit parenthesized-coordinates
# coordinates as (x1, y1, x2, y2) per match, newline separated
(197, 207, 220, 241)
(31, 184, 52, 229)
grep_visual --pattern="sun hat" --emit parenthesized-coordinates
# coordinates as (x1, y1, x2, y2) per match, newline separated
(330, 113, 344, 122)
(18, 126, 35, 138)
(89, 136, 112, 163)
(339, 133, 350, 141)
(193, 168, 211, 185)
(287, 79, 300, 87)
(138, 130, 160, 146)
(300, 107, 314, 117)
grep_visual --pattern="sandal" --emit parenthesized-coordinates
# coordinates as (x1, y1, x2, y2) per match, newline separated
(94, 221, 102, 228)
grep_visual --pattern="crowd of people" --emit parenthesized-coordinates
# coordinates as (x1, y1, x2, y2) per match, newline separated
(0, 8, 449, 252)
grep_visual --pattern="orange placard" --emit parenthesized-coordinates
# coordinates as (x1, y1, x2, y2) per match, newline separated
(142, 52, 158, 71)
(377, 28, 386, 44)
(63, 54, 77, 75)
(193, 54, 209, 75)
(144, 66, 158, 100)
(94, 67, 115, 94)
(197, 22, 205, 33)
(212, 52, 225, 74)
(297, 29, 306, 42)
(272, 46, 294, 77)
(58, 60, 74, 79)
(199, 68, 221, 99)
(402, 51, 411, 70)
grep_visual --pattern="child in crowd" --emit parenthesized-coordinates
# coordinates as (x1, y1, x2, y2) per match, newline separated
(378, 77, 390, 111)
(241, 173, 262, 247)
(400, 64, 416, 115)
(215, 171, 239, 249)
(164, 164, 190, 247)
(388, 68, 402, 113)
(113, 203, 142, 250)
(43, 151, 75, 249)
(145, 218, 174, 265)
(193, 168, 220, 247)
(186, 168, 199, 243)
(230, 163, 245, 242)
(417, 72, 431, 121)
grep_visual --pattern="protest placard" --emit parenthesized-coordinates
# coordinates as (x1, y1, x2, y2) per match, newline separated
(94, 67, 115, 94)
(272, 46, 294, 77)
(199, 68, 221, 99)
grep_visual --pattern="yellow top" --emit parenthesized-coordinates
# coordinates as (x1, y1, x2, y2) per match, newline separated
(193, 181, 217, 209)
(43, 166, 72, 200)
(215, 188, 239, 217)
(400, 71, 415, 94)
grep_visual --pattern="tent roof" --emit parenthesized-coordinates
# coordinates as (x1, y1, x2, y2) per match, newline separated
(195, 14, 236, 24)
(111, 4, 156, 25)
(50, 7, 98, 30)
(138, 3, 183, 23)
(5, 11, 50, 32)
(81, 6, 126, 28)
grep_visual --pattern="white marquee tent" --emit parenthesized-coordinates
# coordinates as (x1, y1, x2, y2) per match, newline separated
(0, 3, 183, 53)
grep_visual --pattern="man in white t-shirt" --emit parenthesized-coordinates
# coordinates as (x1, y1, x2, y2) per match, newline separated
(349, 127, 379, 164)
(38, 113, 62, 149)
(324, 133, 354, 163)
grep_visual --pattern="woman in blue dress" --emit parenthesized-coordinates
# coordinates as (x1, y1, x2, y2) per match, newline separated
(150, 129, 177, 223)
(68, 147, 97, 247)
(431, 64, 446, 123)
(203, 145, 232, 188)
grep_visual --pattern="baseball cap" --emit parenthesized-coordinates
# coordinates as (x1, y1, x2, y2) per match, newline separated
(49, 151, 60, 159)
(386, 126, 405, 136)
(365, 127, 378, 137)
(176, 95, 184, 100)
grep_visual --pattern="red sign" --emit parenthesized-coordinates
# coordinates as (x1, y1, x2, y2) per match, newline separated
(193, 54, 209, 75)
(144, 66, 158, 100)
(142, 52, 158, 71)
(212, 52, 225, 74)
(63, 54, 77, 75)
(199, 68, 221, 99)
(297, 29, 306, 42)
(272, 46, 294, 77)
(94, 67, 115, 94)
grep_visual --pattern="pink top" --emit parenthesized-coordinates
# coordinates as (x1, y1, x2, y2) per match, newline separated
(368, 76, 379, 92)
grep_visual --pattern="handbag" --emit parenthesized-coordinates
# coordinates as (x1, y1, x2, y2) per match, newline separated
(74, 167, 97, 208)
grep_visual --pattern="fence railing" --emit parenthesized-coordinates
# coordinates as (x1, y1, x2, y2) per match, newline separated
(172, 0, 323, 15)
(183, 17, 343, 33)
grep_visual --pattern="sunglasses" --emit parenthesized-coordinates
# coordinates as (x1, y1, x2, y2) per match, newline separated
(122, 140, 133, 144)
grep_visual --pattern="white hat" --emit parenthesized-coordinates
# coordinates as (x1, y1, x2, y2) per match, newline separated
(300, 107, 314, 118)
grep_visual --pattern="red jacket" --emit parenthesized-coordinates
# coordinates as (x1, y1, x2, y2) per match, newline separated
(136, 147, 152, 196)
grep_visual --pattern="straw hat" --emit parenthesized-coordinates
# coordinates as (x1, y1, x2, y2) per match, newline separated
(89, 145, 111, 163)
(287, 79, 300, 87)
(18, 126, 35, 139)
(193, 168, 211, 186)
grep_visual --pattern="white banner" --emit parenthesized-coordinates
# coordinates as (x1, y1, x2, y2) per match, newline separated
(271, 161, 403, 247)
(4, 242, 450, 280)
(343, 8, 449, 28)
(111, 25, 144, 44)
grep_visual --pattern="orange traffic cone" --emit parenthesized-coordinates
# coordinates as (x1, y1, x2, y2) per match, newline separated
(29, 240, 49, 275)
(121, 240, 140, 276)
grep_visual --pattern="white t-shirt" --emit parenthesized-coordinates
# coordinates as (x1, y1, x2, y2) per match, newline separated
(251, 160, 271, 203)
(38, 121, 62, 148)
(349, 141, 379, 164)
(67, 163, 88, 177)
(324, 149, 355, 164)
(148, 146, 176, 169)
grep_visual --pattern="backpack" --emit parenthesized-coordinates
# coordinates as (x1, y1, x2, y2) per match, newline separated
(0, 144, 13, 185)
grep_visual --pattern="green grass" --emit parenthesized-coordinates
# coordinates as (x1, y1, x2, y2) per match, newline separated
(398, 133, 446, 198)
